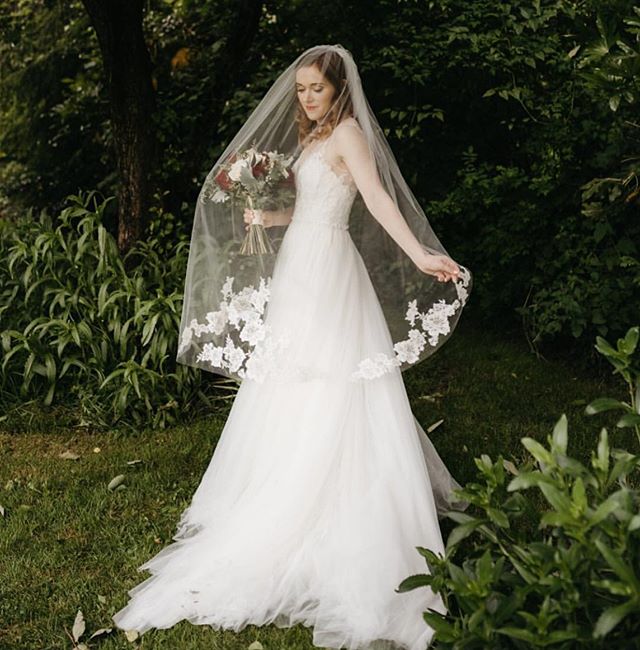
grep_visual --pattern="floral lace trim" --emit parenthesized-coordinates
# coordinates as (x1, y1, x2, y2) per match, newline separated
(349, 266, 472, 381)
(179, 266, 471, 383)
(178, 275, 294, 382)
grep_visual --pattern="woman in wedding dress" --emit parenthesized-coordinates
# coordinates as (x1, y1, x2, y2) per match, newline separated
(112, 44, 472, 649)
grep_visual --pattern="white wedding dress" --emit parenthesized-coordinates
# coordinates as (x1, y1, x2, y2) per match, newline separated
(112, 131, 461, 650)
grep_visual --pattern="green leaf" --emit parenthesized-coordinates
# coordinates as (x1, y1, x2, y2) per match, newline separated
(446, 520, 482, 550)
(507, 471, 546, 491)
(594, 600, 638, 638)
(44, 382, 56, 407)
(590, 490, 627, 527)
(595, 428, 610, 474)
(617, 412, 640, 428)
(497, 627, 540, 643)
(544, 629, 579, 643)
(594, 337, 622, 359)
(552, 414, 568, 453)
(142, 312, 161, 346)
(476, 550, 493, 584)
(539, 482, 572, 512)
(585, 398, 625, 415)
(621, 326, 639, 354)
(422, 611, 456, 640)
(595, 539, 640, 593)
(522, 437, 553, 466)
(540, 511, 576, 528)
(486, 508, 510, 528)
(445, 511, 476, 525)
(571, 477, 587, 513)
(396, 573, 432, 592)
(592, 579, 633, 597)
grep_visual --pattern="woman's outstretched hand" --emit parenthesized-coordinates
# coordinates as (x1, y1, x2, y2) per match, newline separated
(414, 252, 460, 283)
(243, 208, 273, 230)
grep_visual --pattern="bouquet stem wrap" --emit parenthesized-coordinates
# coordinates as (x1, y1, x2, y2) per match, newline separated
(239, 196, 274, 256)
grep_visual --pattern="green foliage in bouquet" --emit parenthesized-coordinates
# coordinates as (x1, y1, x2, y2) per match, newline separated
(200, 145, 296, 210)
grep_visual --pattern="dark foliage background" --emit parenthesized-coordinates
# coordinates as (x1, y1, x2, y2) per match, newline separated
(1, 0, 639, 425)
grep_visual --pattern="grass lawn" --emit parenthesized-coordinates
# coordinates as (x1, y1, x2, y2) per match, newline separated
(0, 317, 628, 649)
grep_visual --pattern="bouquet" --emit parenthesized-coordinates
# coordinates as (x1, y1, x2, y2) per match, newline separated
(201, 144, 296, 255)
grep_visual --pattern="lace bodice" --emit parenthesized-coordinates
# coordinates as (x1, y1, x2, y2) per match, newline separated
(290, 135, 358, 231)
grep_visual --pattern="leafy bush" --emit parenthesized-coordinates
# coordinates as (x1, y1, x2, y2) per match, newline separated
(401, 420, 640, 648)
(400, 327, 640, 648)
(520, 161, 640, 347)
(586, 326, 640, 448)
(518, 4, 640, 348)
(0, 190, 223, 430)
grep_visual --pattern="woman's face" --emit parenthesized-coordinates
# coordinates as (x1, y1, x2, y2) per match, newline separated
(295, 65, 336, 122)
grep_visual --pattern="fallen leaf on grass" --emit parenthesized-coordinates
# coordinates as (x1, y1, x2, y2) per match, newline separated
(72, 609, 85, 642)
(88, 627, 112, 640)
(108, 475, 126, 491)
(125, 629, 140, 642)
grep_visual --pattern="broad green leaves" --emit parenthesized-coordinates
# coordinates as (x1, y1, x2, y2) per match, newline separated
(587, 327, 640, 448)
(402, 407, 640, 647)
(0, 190, 214, 430)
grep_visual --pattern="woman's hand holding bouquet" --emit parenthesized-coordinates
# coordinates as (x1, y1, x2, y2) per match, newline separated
(201, 144, 296, 255)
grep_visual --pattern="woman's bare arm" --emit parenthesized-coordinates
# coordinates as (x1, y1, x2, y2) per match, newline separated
(334, 121, 460, 283)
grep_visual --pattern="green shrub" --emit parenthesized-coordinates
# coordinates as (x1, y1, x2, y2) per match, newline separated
(0, 190, 222, 430)
(400, 327, 640, 648)
(401, 419, 640, 648)
(585, 326, 640, 448)
(520, 173, 640, 347)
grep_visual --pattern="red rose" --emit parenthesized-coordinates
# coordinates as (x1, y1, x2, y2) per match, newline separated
(214, 168, 232, 190)
(252, 160, 268, 178)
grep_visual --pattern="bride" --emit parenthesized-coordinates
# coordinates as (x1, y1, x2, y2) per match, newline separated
(112, 44, 472, 649)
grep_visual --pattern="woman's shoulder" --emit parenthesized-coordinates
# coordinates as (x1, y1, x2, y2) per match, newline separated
(332, 117, 364, 148)
(334, 116, 362, 133)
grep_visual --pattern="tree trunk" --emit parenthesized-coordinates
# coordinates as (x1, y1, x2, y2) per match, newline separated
(81, 0, 157, 255)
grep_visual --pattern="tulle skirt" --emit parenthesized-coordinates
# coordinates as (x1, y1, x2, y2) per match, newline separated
(112, 219, 460, 649)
